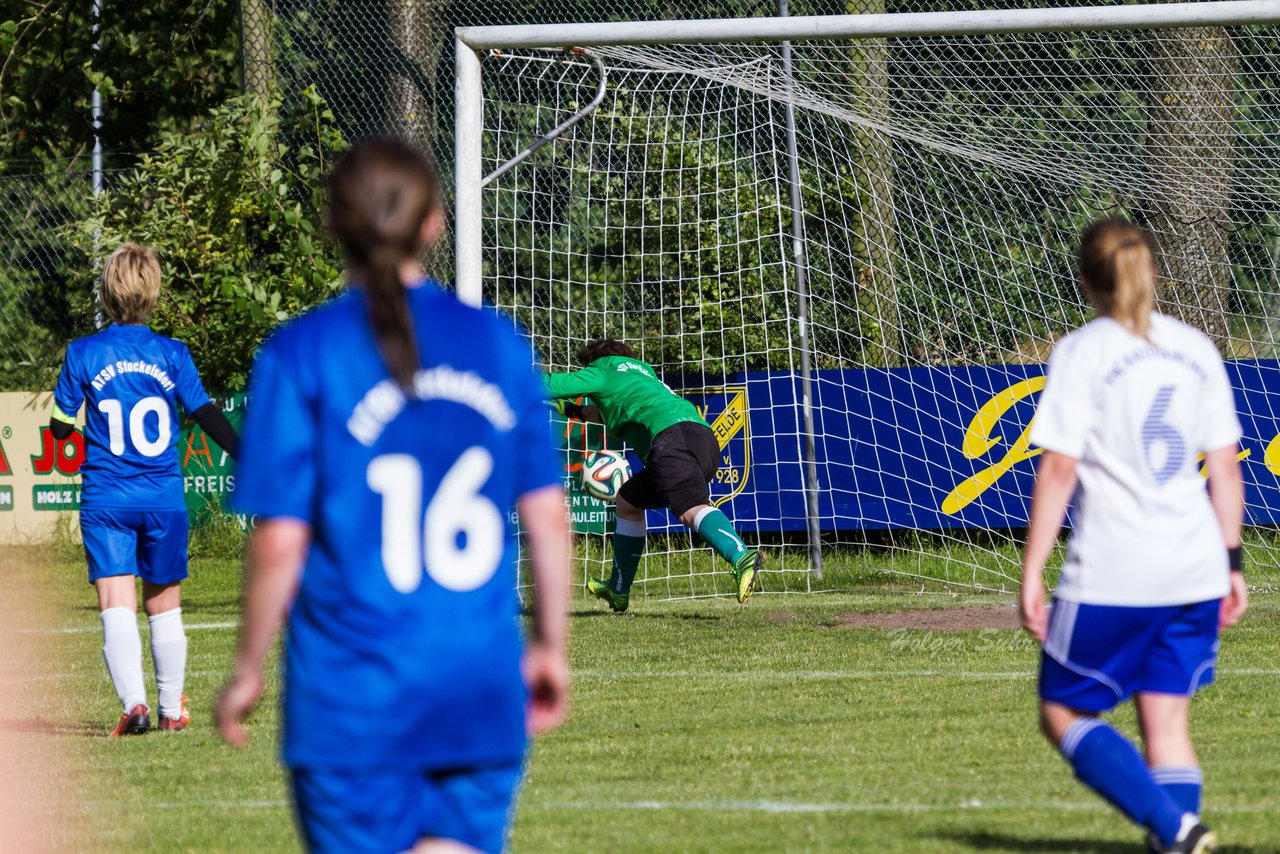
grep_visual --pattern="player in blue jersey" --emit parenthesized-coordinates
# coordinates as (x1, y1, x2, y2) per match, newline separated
(1021, 219, 1249, 854)
(214, 138, 571, 854)
(51, 242, 240, 736)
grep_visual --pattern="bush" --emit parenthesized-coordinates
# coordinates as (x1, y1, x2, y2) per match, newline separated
(68, 89, 346, 390)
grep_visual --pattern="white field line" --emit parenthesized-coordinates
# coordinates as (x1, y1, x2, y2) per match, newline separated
(571, 668, 1280, 679)
(93, 798, 1278, 816)
(11, 621, 239, 635)
(14, 667, 1280, 685)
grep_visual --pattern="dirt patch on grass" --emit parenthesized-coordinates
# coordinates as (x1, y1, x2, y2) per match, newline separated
(838, 604, 1021, 632)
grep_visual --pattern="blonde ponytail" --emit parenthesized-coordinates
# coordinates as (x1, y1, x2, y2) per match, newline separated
(1078, 218, 1157, 341)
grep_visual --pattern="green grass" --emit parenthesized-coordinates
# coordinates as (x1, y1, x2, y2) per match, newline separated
(11, 546, 1280, 852)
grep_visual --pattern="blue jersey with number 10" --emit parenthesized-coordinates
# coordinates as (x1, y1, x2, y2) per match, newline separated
(230, 281, 560, 772)
(54, 325, 212, 510)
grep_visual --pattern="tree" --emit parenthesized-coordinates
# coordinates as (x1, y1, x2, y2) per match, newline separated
(1140, 8, 1238, 348)
(0, 0, 239, 174)
(68, 92, 346, 391)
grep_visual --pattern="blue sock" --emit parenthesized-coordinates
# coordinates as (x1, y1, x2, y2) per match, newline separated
(1151, 766, 1202, 817)
(1059, 718, 1186, 847)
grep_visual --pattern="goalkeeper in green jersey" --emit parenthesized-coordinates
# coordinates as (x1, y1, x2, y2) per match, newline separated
(545, 338, 763, 611)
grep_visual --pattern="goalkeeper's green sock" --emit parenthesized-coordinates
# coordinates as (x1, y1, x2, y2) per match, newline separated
(609, 517, 647, 595)
(692, 506, 749, 567)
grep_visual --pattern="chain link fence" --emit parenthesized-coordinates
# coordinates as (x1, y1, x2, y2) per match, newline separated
(0, 170, 117, 391)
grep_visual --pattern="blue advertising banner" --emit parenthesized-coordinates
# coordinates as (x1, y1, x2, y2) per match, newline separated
(638, 360, 1280, 533)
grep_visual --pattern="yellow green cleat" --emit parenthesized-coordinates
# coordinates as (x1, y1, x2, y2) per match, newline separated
(585, 576, 630, 613)
(732, 550, 763, 604)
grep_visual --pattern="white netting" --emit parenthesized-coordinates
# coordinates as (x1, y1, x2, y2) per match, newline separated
(480, 21, 1280, 598)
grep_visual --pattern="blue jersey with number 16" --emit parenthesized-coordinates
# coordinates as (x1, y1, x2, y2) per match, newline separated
(53, 325, 212, 510)
(230, 280, 561, 772)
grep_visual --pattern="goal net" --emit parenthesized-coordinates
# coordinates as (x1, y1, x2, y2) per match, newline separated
(457, 4, 1280, 599)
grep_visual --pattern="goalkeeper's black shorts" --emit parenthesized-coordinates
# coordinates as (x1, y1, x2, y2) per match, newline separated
(618, 421, 719, 517)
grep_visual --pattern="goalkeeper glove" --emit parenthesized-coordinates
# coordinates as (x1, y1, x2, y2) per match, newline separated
(549, 399, 586, 420)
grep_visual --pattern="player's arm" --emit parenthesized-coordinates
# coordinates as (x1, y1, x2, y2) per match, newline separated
(518, 484, 572, 734)
(545, 367, 606, 422)
(48, 406, 77, 441)
(174, 342, 240, 458)
(544, 366, 604, 400)
(191, 402, 241, 460)
(1021, 450, 1078, 642)
(1204, 443, 1247, 627)
(216, 518, 310, 747)
(49, 346, 84, 441)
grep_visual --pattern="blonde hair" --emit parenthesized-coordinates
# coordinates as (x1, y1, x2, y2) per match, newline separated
(100, 242, 161, 324)
(1078, 218, 1156, 340)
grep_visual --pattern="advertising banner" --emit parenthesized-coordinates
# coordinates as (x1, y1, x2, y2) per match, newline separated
(0, 392, 242, 544)
(9, 356, 1277, 542)
(653, 359, 1280, 533)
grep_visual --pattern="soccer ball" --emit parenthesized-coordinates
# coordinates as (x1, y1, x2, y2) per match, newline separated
(581, 450, 631, 502)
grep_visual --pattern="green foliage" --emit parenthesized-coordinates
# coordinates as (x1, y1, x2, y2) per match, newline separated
(0, 0, 239, 174)
(68, 91, 346, 391)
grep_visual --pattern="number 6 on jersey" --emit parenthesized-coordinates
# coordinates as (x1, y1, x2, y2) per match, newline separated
(367, 447, 504, 594)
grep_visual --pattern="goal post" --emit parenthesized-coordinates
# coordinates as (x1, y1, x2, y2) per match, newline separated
(455, 2, 1280, 598)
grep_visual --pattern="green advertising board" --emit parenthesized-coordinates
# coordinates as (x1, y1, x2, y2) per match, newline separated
(180, 394, 244, 525)
(552, 407, 616, 535)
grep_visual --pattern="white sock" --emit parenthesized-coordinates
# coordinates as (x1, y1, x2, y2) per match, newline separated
(100, 607, 146, 713)
(148, 608, 187, 720)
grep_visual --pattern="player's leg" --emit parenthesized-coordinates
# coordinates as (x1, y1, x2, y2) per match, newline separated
(1135, 598, 1221, 825)
(1037, 600, 1194, 850)
(143, 581, 188, 731)
(139, 510, 192, 731)
(667, 423, 761, 602)
(1041, 701, 1193, 850)
(1138, 693, 1201, 819)
(84, 509, 150, 735)
(585, 485, 648, 613)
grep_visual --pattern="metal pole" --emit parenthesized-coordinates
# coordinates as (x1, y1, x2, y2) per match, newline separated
(777, 0, 823, 580)
(92, 0, 104, 328)
(458, 0, 1280, 50)
(454, 36, 484, 307)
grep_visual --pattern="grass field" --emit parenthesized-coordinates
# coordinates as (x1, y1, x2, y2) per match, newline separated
(4, 544, 1278, 853)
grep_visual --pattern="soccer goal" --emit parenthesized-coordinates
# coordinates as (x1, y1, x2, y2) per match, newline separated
(454, 1, 1280, 599)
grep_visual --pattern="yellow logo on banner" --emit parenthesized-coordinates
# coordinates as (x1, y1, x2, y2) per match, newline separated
(690, 385, 750, 508)
(941, 376, 1044, 515)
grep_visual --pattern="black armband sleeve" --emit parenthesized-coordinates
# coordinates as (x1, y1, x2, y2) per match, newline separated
(1228, 545, 1242, 574)
(192, 402, 241, 461)
(48, 417, 74, 442)
(562, 401, 586, 421)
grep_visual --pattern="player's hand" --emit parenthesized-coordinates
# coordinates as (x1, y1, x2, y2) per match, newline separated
(523, 642, 569, 735)
(1220, 572, 1249, 628)
(548, 399, 568, 417)
(1020, 574, 1048, 643)
(215, 668, 264, 748)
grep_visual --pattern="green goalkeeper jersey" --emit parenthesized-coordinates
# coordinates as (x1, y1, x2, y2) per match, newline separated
(543, 356, 708, 461)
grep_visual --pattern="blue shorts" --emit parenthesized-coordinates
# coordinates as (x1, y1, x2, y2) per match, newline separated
(291, 762, 524, 854)
(1039, 598, 1220, 713)
(81, 509, 189, 585)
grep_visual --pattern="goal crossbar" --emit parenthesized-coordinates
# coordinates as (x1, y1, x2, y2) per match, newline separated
(456, 0, 1280, 51)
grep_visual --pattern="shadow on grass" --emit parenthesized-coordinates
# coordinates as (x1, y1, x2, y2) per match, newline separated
(938, 830, 1273, 854)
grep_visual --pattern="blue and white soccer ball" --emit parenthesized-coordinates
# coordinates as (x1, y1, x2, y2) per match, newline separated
(581, 450, 631, 502)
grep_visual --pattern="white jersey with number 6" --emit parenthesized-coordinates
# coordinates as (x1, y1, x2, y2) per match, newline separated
(1030, 313, 1242, 606)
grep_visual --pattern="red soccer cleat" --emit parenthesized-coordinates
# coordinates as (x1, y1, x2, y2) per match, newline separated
(158, 695, 190, 732)
(110, 704, 151, 737)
